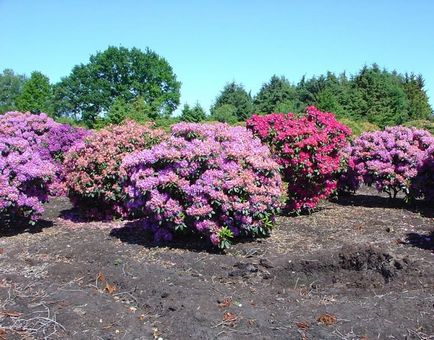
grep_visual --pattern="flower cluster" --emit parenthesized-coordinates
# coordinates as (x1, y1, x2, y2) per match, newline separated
(342, 126, 434, 198)
(246, 106, 351, 211)
(121, 122, 283, 248)
(0, 111, 89, 196)
(0, 134, 55, 222)
(63, 120, 166, 219)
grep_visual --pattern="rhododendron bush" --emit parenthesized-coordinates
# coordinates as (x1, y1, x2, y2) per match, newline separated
(122, 123, 282, 248)
(341, 126, 434, 198)
(64, 120, 166, 219)
(0, 111, 89, 196)
(0, 135, 54, 222)
(246, 106, 351, 212)
(411, 145, 434, 202)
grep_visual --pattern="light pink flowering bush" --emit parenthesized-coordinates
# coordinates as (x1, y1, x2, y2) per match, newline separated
(63, 120, 166, 219)
(341, 126, 434, 198)
(122, 122, 283, 248)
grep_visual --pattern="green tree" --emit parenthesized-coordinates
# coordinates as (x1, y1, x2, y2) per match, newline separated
(54, 46, 181, 127)
(210, 104, 238, 124)
(126, 96, 153, 122)
(0, 69, 27, 113)
(350, 64, 409, 127)
(401, 73, 432, 120)
(16, 71, 54, 115)
(254, 75, 300, 114)
(107, 97, 128, 124)
(211, 82, 253, 121)
(180, 102, 206, 122)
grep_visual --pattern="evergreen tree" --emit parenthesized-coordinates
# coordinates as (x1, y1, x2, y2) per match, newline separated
(180, 102, 206, 122)
(210, 82, 253, 121)
(0, 69, 27, 113)
(402, 73, 432, 120)
(254, 75, 300, 113)
(107, 97, 128, 124)
(210, 104, 238, 124)
(16, 71, 54, 115)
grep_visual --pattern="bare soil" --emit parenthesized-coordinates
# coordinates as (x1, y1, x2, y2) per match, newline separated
(0, 187, 433, 340)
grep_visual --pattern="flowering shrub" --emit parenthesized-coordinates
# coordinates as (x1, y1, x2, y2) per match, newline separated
(411, 144, 434, 202)
(336, 144, 362, 193)
(0, 112, 89, 196)
(122, 122, 282, 248)
(0, 135, 55, 223)
(64, 120, 166, 219)
(342, 126, 434, 198)
(246, 106, 351, 212)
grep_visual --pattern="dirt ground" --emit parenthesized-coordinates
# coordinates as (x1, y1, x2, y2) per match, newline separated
(0, 187, 433, 340)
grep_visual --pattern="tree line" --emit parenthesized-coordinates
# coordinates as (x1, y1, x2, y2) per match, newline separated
(0, 46, 432, 128)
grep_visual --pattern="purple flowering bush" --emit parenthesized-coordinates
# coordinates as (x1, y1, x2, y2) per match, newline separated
(0, 135, 55, 223)
(122, 122, 283, 249)
(0, 111, 89, 196)
(340, 126, 434, 198)
(411, 144, 434, 202)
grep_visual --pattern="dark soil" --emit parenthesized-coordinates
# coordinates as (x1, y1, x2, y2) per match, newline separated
(0, 187, 433, 339)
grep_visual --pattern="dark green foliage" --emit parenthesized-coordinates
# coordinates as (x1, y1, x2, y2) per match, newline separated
(16, 71, 53, 115)
(0, 69, 27, 113)
(210, 82, 253, 121)
(180, 102, 206, 122)
(402, 74, 432, 121)
(210, 104, 238, 124)
(54, 46, 181, 127)
(253, 75, 301, 114)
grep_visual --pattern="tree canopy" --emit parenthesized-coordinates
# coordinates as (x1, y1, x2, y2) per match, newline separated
(0, 69, 27, 113)
(54, 46, 181, 126)
(210, 82, 253, 121)
(180, 103, 206, 122)
(16, 71, 53, 115)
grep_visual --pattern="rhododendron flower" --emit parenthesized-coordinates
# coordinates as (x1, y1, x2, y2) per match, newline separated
(63, 120, 166, 219)
(340, 126, 434, 198)
(122, 122, 283, 248)
(247, 106, 351, 212)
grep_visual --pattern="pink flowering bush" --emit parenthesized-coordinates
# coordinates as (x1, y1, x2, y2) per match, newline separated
(0, 135, 55, 223)
(121, 122, 282, 248)
(0, 112, 89, 196)
(341, 126, 434, 198)
(63, 120, 166, 219)
(246, 106, 351, 212)
(411, 144, 434, 202)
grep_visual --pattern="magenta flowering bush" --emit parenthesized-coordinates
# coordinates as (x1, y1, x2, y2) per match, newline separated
(0, 112, 89, 196)
(246, 106, 351, 212)
(342, 126, 434, 198)
(63, 121, 166, 219)
(121, 122, 283, 248)
(0, 135, 55, 223)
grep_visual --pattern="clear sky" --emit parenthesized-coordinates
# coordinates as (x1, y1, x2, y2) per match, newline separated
(1, 0, 433, 114)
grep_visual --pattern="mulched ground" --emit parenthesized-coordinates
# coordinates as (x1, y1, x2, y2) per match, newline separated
(0, 187, 433, 340)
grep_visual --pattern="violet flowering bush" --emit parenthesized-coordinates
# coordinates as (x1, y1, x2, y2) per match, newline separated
(411, 144, 434, 202)
(0, 111, 89, 196)
(121, 122, 283, 249)
(63, 120, 166, 219)
(0, 135, 55, 223)
(246, 106, 351, 212)
(341, 126, 434, 198)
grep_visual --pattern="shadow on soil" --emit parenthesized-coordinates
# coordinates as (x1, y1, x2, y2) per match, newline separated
(110, 221, 221, 254)
(333, 193, 434, 218)
(0, 218, 53, 237)
(402, 231, 434, 252)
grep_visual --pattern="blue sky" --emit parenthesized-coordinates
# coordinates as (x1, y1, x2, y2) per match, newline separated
(1, 0, 433, 114)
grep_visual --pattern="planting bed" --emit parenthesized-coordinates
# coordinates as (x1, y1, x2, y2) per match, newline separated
(0, 187, 433, 339)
